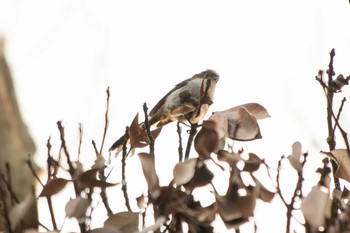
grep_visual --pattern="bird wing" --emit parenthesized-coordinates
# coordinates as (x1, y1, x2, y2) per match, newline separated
(149, 77, 192, 116)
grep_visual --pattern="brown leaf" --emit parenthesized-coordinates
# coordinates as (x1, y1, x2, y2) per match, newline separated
(39, 178, 70, 197)
(329, 149, 350, 182)
(78, 169, 119, 189)
(136, 194, 146, 209)
(65, 197, 91, 220)
(227, 107, 261, 141)
(194, 121, 219, 158)
(242, 153, 263, 172)
(217, 150, 242, 167)
(288, 141, 303, 171)
(182, 202, 217, 224)
(138, 152, 160, 198)
(216, 189, 257, 222)
(216, 173, 257, 223)
(104, 211, 139, 232)
(173, 158, 197, 186)
(204, 103, 269, 149)
(184, 162, 214, 189)
(154, 186, 187, 215)
(253, 178, 275, 202)
(129, 113, 148, 149)
(301, 184, 331, 228)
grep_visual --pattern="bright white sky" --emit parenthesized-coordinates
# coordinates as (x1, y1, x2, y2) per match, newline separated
(1, 0, 350, 232)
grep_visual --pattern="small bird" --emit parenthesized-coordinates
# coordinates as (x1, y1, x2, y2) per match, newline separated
(109, 69, 219, 151)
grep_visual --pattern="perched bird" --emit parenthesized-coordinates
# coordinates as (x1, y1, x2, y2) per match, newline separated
(109, 69, 219, 151)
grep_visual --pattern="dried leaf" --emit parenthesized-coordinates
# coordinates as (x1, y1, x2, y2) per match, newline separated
(329, 149, 350, 182)
(129, 113, 148, 149)
(184, 163, 214, 189)
(136, 194, 146, 209)
(227, 107, 261, 141)
(217, 150, 242, 167)
(216, 175, 257, 222)
(150, 127, 162, 141)
(242, 153, 263, 172)
(173, 158, 197, 186)
(104, 211, 139, 232)
(194, 121, 219, 158)
(301, 184, 331, 228)
(138, 152, 160, 198)
(65, 197, 91, 220)
(182, 203, 217, 224)
(9, 193, 35, 230)
(203, 103, 269, 149)
(78, 169, 119, 189)
(288, 141, 303, 171)
(253, 178, 275, 202)
(154, 186, 187, 215)
(39, 178, 70, 197)
(216, 189, 256, 222)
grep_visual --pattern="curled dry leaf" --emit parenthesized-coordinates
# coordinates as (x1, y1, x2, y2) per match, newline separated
(242, 153, 263, 173)
(198, 103, 270, 151)
(288, 141, 303, 171)
(77, 168, 119, 189)
(104, 211, 139, 233)
(65, 197, 91, 220)
(301, 184, 331, 228)
(173, 158, 197, 186)
(138, 152, 160, 198)
(129, 113, 148, 149)
(128, 113, 162, 150)
(194, 121, 219, 158)
(328, 149, 350, 182)
(38, 178, 70, 197)
(9, 193, 35, 230)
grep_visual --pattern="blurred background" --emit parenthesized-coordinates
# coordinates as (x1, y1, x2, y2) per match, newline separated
(0, 0, 350, 232)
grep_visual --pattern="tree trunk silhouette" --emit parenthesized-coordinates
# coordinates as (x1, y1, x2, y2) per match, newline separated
(0, 39, 38, 232)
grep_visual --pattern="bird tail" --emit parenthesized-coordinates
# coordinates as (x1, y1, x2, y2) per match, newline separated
(109, 134, 126, 152)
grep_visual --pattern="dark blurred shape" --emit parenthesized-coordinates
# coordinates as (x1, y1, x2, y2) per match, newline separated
(0, 38, 38, 232)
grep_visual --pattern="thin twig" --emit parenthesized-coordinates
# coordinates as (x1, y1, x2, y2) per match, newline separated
(184, 123, 199, 160)
(77, 123, 83, 160)
(57, 121, 75, 176)
(0, 184, 13, 233)
(177, 122, 183, 162)
(332, 97, 350, 155)
(46, 139, 58, 230)
(0, 173, 19, 204)
(99, 87, 110, 155)
(25, 156, 44, 187)
(121, 126, 132, 212)
(92, 140, 99, 156)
